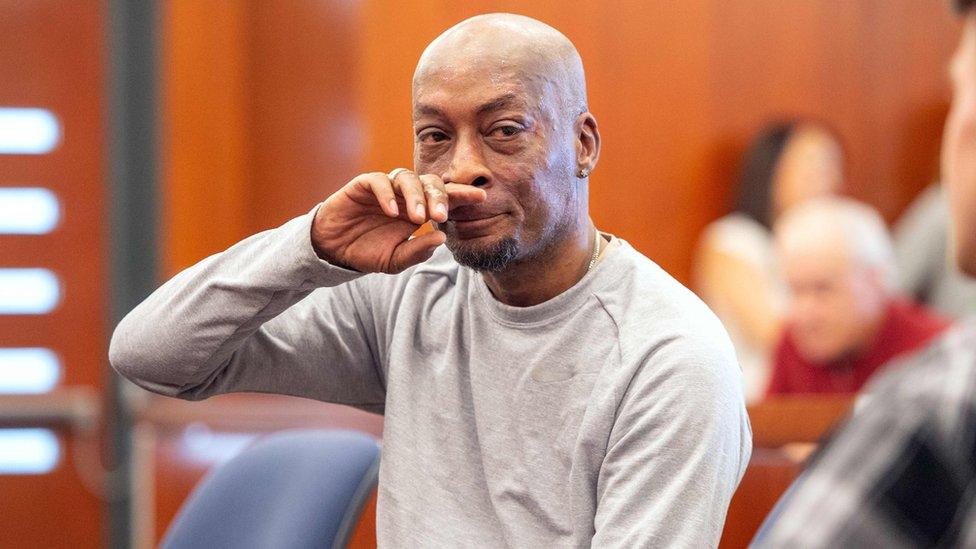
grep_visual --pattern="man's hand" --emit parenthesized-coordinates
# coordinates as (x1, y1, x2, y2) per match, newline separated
(312, 170, 487, 273)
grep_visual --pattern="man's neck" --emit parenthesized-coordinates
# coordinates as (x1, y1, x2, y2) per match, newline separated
(482, 221, 595, 307)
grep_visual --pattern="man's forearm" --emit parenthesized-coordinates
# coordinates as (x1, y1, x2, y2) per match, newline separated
(109, 208, 363, 398)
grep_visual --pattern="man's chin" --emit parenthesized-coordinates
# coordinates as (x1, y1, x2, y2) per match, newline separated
(446, 234, 519, 272)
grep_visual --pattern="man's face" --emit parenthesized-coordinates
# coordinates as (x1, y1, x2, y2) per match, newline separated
(412, 61, 579, 271)
(781, 246, 887, 365)
(944, 14, 976, 276)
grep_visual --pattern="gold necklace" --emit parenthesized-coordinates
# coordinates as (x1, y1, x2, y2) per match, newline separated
(586, 227, 601, 273)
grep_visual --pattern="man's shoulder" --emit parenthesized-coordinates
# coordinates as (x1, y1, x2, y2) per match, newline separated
(601, 242, 748, 466)
(599, 241, 729, 334)
(597, 241, 737, 367)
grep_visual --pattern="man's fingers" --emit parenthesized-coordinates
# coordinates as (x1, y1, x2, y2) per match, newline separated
(355, 172, 399, 217)
(354, 171, 486, 222)
(389, 230, 446, 273)
(444, 183, 488, 207)
(419, 174, 450, 223)
(391, 170, 428, 224)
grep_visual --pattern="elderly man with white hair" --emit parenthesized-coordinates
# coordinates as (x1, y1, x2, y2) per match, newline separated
(766, 197, 951, 396)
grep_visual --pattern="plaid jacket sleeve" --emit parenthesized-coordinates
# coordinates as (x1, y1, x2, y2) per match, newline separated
(753, 321, 976, 549)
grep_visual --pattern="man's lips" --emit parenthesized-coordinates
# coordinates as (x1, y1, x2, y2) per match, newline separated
(449, 213, 503, 222)
(447, 205, 505, 222)
(441, 210, 505, 236)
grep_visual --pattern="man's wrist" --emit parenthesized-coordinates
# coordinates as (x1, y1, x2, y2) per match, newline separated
(309, 230, 361, 273)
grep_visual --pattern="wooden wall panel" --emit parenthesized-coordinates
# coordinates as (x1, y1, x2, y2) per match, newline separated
(161, 0, 251, 277)
(0, 1, 108, 546)
(245, 1, 364, 233)
(0, 1, 108, 387)
(353, 0, 957, 282)
(706, 1, 956, 234)
(0, 432, 103, 549)
(165, 1, 958, 281)
(162, 0, 363, 276)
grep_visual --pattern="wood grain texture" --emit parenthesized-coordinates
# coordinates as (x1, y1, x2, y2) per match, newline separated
(164, 2, 958, 282)
(161, 0, 364, 276)
(0, 1, 108, 546)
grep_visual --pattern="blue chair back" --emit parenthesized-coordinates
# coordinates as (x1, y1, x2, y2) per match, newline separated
(162, 429, 380, 549)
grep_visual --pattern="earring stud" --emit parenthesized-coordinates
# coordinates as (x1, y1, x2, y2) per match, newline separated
(578, 168, 590, 178)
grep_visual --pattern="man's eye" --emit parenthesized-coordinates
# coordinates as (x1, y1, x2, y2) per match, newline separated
(419, 131, 449, 143)
(490, 125, 523, 138)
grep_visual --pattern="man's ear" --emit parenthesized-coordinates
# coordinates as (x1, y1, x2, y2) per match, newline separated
(575, 112, 601, 176)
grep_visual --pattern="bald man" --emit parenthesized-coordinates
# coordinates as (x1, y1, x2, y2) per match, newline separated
(111, 14, 750, 547)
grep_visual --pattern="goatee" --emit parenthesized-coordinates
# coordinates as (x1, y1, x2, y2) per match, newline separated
(446, 235, 519, 272)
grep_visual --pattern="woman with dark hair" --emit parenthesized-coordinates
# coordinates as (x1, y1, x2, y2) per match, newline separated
(695, 120, 844, 401)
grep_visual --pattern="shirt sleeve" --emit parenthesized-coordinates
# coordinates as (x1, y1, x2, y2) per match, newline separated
(592, 333, 752, 548)
(109, 206, 388, 413)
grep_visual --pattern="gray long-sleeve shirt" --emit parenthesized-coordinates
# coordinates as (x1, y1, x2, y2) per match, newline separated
(110, 208, 752, 547)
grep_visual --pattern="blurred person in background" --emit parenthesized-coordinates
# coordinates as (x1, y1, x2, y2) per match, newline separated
(754, 2, 976, 542)
(696, 120, 845, 401)
(894, 182, 976, 317)
(767, 197, 951, 396)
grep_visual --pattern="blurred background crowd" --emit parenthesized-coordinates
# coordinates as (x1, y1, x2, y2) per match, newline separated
(0, 1, 969, 548)
(696, 119, 971, 403)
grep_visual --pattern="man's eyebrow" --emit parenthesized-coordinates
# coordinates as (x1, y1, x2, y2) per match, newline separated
(412, 93, 524, 121)
(413, 104, 445, 120)
(476, 93, 521, 116)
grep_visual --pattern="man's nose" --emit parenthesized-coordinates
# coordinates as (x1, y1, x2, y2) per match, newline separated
(444, 134, 491, 187)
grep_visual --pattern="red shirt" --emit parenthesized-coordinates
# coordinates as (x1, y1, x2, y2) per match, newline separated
(766, 299, 951, 396)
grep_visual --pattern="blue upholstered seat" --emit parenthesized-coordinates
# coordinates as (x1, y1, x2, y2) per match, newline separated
(162, 429, 380, 549)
